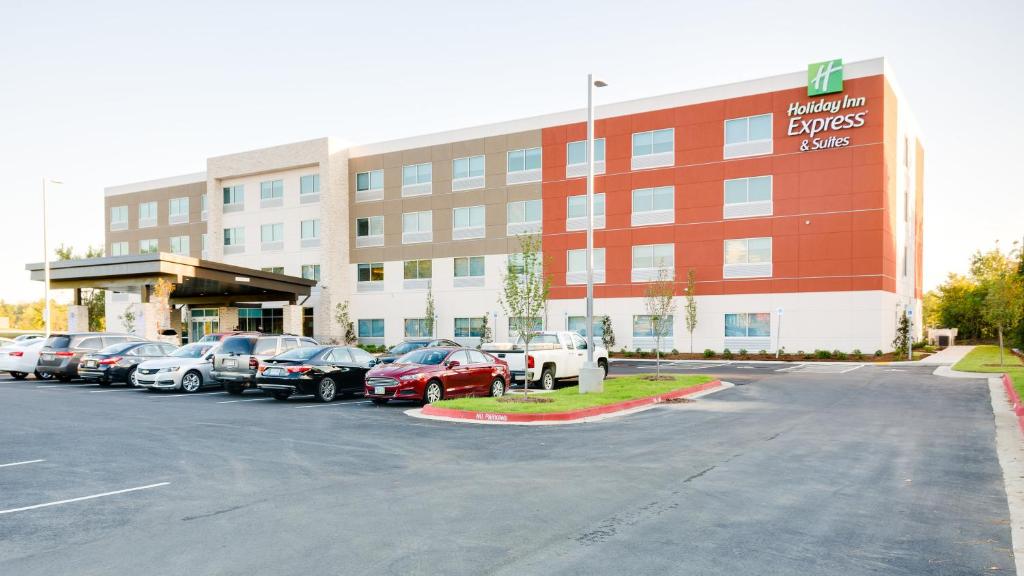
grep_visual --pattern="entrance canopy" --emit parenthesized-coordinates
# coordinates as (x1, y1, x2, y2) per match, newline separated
(26, 253, 317, 306)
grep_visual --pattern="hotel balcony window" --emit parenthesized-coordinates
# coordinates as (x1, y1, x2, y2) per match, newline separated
(169, 235, 190, 256)
(223, 185, 244, 213)
(506, 199, 542, 236)
(631, 186, 674, 226)
(402, 211, 433, 244)
(356, 170, 384, 202)
(631, 243, 674, 282)
(723, 237, 772, 278)
(452, 155, 485, 192)
(110, 241, 129, 257)
(357, 319, 385, 344)
(453, 256, 485, 288)
(260, 223, 284, 252)
(138, 201, 158, 228)
(723, 175, 773, 219)
(402, 162, 432, 197)
(356, 216, 384, 248)
(262, 266, 285, 275)
(566, 138, 605, 179)
(139, 238, 159, 255)
(631, 128, 674, 170)
(300, 219, 321, 248)
(357, 262, 384, 292)
(452, 206, 485, 240)
(724, 312, 771, 350)
(260, 179, 284, 208)
(633, 315, 674, 352)
(566, 248, 605, 285)
(223, 227, 245, 255)
(566, 193, 605, 231)
(403, 259, 432, 290)
(168, 197, 189, 225)
(110, 205, 128, 231)
(301, 264, 320, 282)
(300, 174, 320, 204)
(506, 147, 542, 185)
(724, 113, 773, 158)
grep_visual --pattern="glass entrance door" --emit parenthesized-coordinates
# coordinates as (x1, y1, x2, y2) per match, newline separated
(189, 309, 220, 342)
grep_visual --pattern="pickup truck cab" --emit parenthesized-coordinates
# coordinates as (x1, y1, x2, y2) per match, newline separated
(481, 331, 608, 390)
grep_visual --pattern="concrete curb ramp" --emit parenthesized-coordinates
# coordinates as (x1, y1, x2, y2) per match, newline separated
(406, 380, 731, 426)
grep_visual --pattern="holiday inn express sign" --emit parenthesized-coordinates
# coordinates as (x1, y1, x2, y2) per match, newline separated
(786, 58, 869, 152)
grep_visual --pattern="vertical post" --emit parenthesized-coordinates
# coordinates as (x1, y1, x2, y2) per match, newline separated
(585, 73, 595, 365)
(42, 178, 51, 337)
(775, 307, 784, 359)
(907, 310, 913, 361)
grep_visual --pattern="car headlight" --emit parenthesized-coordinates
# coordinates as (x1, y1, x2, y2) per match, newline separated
(399, 373, 423, 381)
(158, 366, 180, 373)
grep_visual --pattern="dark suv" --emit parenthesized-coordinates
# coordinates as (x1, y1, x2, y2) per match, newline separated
(211, 334, 319, 395)
(36, 332, 145, 382)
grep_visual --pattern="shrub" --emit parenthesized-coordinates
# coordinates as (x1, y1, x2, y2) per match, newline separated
(722, 348, 734, 359)
(833, 350, 848, 361)
(815, 349, 832, 359)
(738, 348, 748, 357)
(703, 349, 715, 358)
(803, 352, 814, 359)
(758, 349, 768, 356)
(852, 349, 863, 359)
(874, 349, 884, 357)
(634, 347, 642, 356)
(670, 349, 679, 356)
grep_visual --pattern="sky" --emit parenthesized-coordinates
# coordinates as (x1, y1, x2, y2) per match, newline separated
(0, 0, 1021, 303)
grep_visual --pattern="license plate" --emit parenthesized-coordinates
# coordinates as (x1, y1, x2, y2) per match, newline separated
(42, 353, 53, 361)
(264, 368, 283, 376)
(374, 386, 385, 395)
(225, 359, 237, 368)
(83, 361, 96, 368)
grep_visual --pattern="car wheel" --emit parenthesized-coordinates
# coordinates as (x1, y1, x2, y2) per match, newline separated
(181, 370, 202, 393)
(490, 378, 505, 398)
(272, 391, 291, 401)
(9, 371, 27, 380)
(34, 371, 53, 380)
(224, 383, 244, 395)
(598, 359, 608, 378)
(127, 367, 139, 387)
(316, 377, 337, 402)
(541, 368, 555, 391)
(371, 398, 389, 406)
(424, 380, 443, 404)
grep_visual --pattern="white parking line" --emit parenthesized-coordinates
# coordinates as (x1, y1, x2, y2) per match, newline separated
(0, 459, 45, 469)
(36, 383, 92, 388)
(840, 364, 865, 373)
(151, 392, 228, 399)
(217, 398, 269, 404)
(88, 388, 143, 393)
(0, 482, 170, 515)
(294, 400, 372, 409)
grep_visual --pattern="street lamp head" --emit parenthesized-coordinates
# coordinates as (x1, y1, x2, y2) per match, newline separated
(593, 79, 608, 88)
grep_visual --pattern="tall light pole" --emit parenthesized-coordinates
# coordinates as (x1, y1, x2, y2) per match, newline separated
(42, 178, 62, 337)
(580, 74, 607, 393)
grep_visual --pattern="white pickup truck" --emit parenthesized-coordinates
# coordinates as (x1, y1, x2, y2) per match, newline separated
(481, 331, 609, 390)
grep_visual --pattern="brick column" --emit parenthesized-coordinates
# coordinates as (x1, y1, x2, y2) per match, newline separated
(66, 305, 89, 332)
(217, 307, 239, 332)
(282, 305, 303, 336)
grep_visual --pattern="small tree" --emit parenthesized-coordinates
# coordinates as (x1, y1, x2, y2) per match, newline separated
(150, 278, 175, 333)
(983, 272, 1024, 367)
(424, 285, 436, 337)
(600, 315, 615, 349)
(119, 305, 136, 334)
(644, 269, 676, 379)
(478, 314, 493, 347)
(893, 310, 911, 357)
(684, 268, 698, 353)
(55, 244, 106, 330)
(334, 301, 357, 345)
(499, 235, 549, 398)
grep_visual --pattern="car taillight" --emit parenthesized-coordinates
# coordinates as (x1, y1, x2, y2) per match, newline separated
(249, 357, 258, 370)
(287, 366, 311, 374)
(55, 351, 74, 357)
(10, 351, 23, 357)
(527, 355, 535, 368)
(99, 356, 122, 365)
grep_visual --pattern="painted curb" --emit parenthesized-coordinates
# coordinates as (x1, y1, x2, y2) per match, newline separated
(419, 379, 723, 424)
(1001, 373, 1024, 435)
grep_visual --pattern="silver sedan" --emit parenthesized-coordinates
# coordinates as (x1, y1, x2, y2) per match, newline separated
(136, 342, 220, 392)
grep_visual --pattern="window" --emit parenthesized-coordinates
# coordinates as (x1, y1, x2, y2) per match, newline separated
(300, 219, 320, 240)
(139, 239, 159, 254)
(452, 205, 485, 239)
(223, 185, 244, 206)
(453, 155, 485, 179)
(404, 318, 431, 337)
(724, 114, 773, 158)
(507, 200, 542, 225)
(403, 163, 432, 185)
(633, 315, 674, 337)
(169, 197, 189, 220)
(508, 316, 543, 334)
(723, 237, 772, 278)
(723, 176, 773, 218)
(631, 186, 674, 225)
(454, 256, 485, 277)
(200, 193, 208, 219)
(567, 316, 604, 338)
(402, 211, 432, 243)
(724, 313, 770, 338)
(223, 227, 245, 246)
(356, 170, 383, 191)
(356, 216, 384, 247)
(110, 206, 128, 229)
(358, 319, 385, 338)
(201, 234, 208, 254)
(260, 180, 283, 201)
(567, 138, 606, 165)
(300, 174, 320, 195)
(301, 264, 320, 282)
(507, 147, 541, 181)
(138, 202, 157, 227)
(403, 259, 432, 280)
(567, 248, 606, 284)
(357, 262, 384, 282)
(262, 266, 284, 275)
(632, 244, 674, 270)
(111, 241, 129, 256)
(632, 128, 674, 160)
(566, 193, 606, 230)
(169, 235, 190, 255)
(261, 223, 283, 243)
(507, 252, 542, 276)
(454, 317, 485, 338)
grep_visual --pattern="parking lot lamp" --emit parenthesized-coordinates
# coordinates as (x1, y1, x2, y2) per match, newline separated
(42, 178, 62, 338)
(580, 74, 607, 393)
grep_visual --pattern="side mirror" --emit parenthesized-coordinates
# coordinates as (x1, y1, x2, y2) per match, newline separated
(204, 353, 214, 362)
(368, 358, 379, 367)
(446, 360, 460, 369)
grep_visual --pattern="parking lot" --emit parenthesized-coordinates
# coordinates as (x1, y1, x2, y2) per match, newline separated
(0, 364, 1014, 575)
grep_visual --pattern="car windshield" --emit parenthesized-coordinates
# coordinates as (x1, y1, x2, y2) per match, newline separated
(44, 335, 71, 348)
(273, 346, 324, 361)
(170, 344, 213, 358)
(220, 337, 256, 355)
(396, 349, 449, 365)
(198, 334, 222, 343)
(99, 342, 137, 355)
(389, 341, 427, 355)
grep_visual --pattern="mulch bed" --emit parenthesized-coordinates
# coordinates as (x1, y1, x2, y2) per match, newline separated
(610, 351, 932, 362)
(662, 397, 695, 404)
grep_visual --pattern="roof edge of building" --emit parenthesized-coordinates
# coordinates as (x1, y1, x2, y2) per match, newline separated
(104, 171, 207, 198)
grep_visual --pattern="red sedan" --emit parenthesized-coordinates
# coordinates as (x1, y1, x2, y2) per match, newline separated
(364, 346, 509, 405)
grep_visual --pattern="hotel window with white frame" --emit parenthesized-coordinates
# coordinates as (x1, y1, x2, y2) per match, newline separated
(356, 216, 384, 248)
(168, 197, 189, 225)
(506, 199, 542, 235)
(138, 201, 158, 228)
(724, 113, 773, 158)
(139, 238, 159, 254)
(454, 317, 485, 339)
(631, 128, 674, 170)
(402, 211, 432, 244)
(723, 175, 773, 218)
(223, 185, 244, 212)
(111, 241, 129, 257)
(566, 138, 605, 178)
(301, 264, 320, 282)
(631, 243, 674, 282)
(404, 318, 431, 338)
(633, 315, 674, 351)
(262, 266, 284, 275)
(566, 193, 605, 231)
(567, 248, 606, 284)
(357, 319, 385, 342)
(109, 205, 128, 231)
(223, 227, 245, 254)
(508, 316, 543, 337)
(452, 205, 485, 240)
(631, 186, 674, 226)
(169, 235, 190, 256)
(452, 155, 485, 192)
(201, 233, 208, 258)
(403, 259, 432, 290)
(260, 223, 284, 251)
(300, 219, 320, 248)
(300, 174, 320, 204)
(724, 312, 771, 350)
(357, 262, 384, 292)
(200, 193, 208, 221)
(402, 162, 432, 197)
(356, 170, 384, 202)
(567, 316, 604, 338)
(506, 147, 542, 185)
(260, 180, 284, 208)
(507, 252, 542, 276)
(723, 237, 772, 278)
(453, 256, 485, 288)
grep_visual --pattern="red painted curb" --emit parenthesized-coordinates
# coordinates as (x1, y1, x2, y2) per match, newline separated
(1001, 374, 1024, 434)
(420, 380, 723, 423)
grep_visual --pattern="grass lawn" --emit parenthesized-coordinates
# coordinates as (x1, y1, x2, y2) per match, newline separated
(954, 345, 1024, 397)
(433, 374, 714, 414)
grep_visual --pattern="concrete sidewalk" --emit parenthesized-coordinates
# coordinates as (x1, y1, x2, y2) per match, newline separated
(915, 345, 975, 365)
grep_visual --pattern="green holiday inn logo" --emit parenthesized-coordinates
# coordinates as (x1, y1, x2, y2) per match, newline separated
(807, 58, 843, 96)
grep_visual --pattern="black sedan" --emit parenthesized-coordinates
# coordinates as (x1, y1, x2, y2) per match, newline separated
(377, 338, 462, 364)
(78, 341, 178, 386)
(255, 345, 379, 402)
